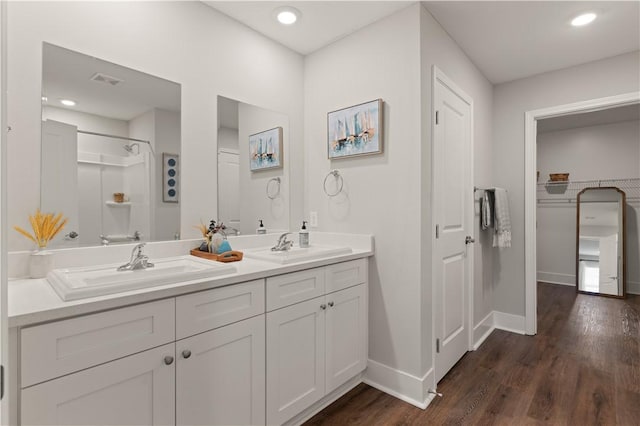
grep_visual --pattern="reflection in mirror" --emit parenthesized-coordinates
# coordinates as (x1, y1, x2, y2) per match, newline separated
(41, 43, 181, 247)
(217, 96, 289, 236)
(576, 187, 626, 297)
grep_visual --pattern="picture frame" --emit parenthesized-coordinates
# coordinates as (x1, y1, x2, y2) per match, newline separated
(249, 127, 283, 171)
(162, 153, 179, 203)
(327, 98, 383, 159)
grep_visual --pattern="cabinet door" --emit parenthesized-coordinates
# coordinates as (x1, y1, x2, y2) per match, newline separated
(325, 284, 367, 393)
(266, 297, 326, 425)
(21, 344, 175, 426)
(176, 315, 265, 426)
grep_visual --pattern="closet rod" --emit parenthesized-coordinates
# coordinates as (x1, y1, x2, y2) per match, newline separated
(77, 129, 155, 155)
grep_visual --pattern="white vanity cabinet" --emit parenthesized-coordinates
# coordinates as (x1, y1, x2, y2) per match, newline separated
(266, 259, 368, 425)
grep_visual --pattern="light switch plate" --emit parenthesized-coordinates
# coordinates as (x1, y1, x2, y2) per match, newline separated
(309, 211, 318, 227)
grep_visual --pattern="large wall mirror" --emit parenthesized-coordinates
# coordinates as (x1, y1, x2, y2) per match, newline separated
(217, 96, 289, 235)
(576, 187, 626, 297)
(41, 43, 181, 247)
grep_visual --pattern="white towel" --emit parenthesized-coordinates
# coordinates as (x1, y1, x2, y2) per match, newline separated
(492, 188, 511, 248)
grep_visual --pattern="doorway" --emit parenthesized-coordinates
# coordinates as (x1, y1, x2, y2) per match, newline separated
(524, 92, 640, 334)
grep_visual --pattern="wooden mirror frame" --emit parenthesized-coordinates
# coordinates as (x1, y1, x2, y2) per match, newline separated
(575, 186, 626, 298)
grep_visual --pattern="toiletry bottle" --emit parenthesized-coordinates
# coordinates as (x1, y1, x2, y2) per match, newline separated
(299, 221, 309, 248)
(257, 220, 267, 235)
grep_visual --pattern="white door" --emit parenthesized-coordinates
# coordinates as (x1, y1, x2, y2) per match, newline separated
(598, 234, 619, 295)
(41, 120, 79, 245)
(433, 68, 473, 383)
(325, 284, 367, 393)
(217, 150, 240, 229)
(266, 296, 325, 425)
(176, 315, 265, 426)
(21, 344, 175, 426)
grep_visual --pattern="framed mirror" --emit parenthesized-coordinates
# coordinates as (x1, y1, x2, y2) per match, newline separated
(576, 187, 626, 297)
(41, 43, 181, 247)
(217, 96, 290, 236)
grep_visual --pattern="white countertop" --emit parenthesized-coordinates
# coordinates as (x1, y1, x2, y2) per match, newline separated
(8, 233, 374, 328)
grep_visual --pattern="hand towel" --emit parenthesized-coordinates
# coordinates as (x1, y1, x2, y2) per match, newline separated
(481, 190, 493, 230)
(492, 188, 511, 248)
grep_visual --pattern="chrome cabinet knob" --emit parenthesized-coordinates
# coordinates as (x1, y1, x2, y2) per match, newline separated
(182, 350, 192, 359)
(320, 304, 327, 310)
(164, 356, 174, 365)
(328, 301, 334, 307)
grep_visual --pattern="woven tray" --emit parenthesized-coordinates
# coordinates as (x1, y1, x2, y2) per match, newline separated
(190, 248, 244, 263)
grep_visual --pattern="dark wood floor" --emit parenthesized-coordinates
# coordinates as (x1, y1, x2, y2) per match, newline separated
(305, 282, 640, 425)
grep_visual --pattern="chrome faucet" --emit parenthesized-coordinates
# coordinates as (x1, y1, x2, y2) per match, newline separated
(117, 243, 154, 271)
(271, 232, 293, 252)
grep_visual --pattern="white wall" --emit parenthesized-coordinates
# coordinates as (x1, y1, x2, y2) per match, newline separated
(7, 1, 304, 250)
(238, 103, 289, 235)
(537, 119, 640, 291)
(493, 51, 640, 316)
(218, 127, 239, 152)
(153, 109, 181, 240)
(304, 3, 494, 403)
(419, 5, 495, 375)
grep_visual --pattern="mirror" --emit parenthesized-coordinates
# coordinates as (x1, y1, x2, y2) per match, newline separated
(217, 96, 289, 235)
(576, 187, 626, 297)
(41, 43, 181, 247)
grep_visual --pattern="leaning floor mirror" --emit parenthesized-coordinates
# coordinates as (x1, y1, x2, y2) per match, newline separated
(576, 187, 626, 298)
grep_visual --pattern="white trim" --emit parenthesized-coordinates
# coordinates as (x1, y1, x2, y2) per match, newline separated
(628, 281, 640, 295)
(284, 375, 363, 426)
(524, 91, 640, 335)
(431, 66, 475, 377)
(472, 311, 494, 350)
(217, 147, 239, 155)
(537, 271, 575, 287)
(493, 311, 526, 335)
(363, 359, 436, 409)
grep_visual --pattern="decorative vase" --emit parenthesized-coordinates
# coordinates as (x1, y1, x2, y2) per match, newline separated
(30, 249, 53, 279)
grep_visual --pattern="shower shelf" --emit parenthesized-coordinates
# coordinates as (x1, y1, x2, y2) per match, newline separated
(537, 177, 640, 204)
(105, 201, 131, 207)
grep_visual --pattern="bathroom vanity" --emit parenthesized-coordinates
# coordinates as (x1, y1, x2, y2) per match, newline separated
(8, 233, 373, 426)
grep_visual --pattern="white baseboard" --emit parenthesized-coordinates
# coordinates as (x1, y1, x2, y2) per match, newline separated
(363, 359, 436, 410)
(472, 311, 495, 350)
(537, 271, 575, 286)
(493, 311, 526, 334)
(628, 281, 640, 295)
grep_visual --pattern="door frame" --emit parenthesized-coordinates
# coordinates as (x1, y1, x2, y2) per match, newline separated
(431, 65, 475, 368)
(523, 91, 640, 335)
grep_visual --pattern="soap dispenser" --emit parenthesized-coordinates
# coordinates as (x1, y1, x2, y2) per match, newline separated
(256, 220, 267, 235)
(299, 221, 309, 248)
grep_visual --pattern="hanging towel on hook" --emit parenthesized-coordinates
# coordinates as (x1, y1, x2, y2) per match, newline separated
(481, 190, 494, 230)
(493, 188, 511, 248)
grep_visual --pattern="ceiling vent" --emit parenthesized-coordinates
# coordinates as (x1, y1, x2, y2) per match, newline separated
(90, 72, 124, 86)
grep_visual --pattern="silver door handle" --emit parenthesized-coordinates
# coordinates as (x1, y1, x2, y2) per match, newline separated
(465, 236, 475, 244)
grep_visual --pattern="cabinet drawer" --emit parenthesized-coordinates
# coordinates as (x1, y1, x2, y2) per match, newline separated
(21, 298, 175, 388)
(266, 268, 325, 311)
(176, 280, 264, 339)
(325, 259, 367, 293)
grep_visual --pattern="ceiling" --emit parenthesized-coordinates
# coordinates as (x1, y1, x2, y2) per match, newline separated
(42, 43, 181, 121)
(203, 1, 639, 84)
(538, 104, 640, 134)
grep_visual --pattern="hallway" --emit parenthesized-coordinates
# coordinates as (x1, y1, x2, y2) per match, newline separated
(305, 282, 640, 425)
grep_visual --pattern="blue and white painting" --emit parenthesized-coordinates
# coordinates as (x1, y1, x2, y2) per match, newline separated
(250, 127, 283, 171)
(328, 99, 383, 159)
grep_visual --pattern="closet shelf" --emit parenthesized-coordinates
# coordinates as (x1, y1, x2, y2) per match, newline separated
(537, 177, 640, 204)
(105, 201, 132, 207)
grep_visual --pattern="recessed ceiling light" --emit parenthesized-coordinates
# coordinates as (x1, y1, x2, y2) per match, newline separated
(60, 99, 77, 106)
(571, 12, 597, 27)
(275, 6, 300, 25)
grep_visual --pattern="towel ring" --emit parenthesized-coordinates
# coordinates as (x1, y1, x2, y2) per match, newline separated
(266, 177, 281, 200)
(323, 170, 344, 197)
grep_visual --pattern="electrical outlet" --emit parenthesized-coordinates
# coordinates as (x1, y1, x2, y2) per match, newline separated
(309, 211, 318, 227)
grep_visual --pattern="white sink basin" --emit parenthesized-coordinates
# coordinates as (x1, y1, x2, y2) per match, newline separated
(47, 255, 236, 301)
(244, 245, 352, 264)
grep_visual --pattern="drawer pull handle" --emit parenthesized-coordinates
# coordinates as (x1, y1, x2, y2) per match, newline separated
(164, 356, 174, 365)
(320, 304, 327, 310)
(182, 350, 192, 359)
(328, 301, 334, 307)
